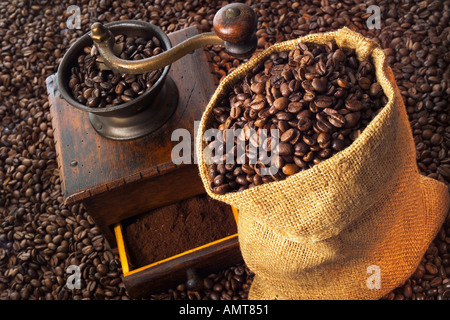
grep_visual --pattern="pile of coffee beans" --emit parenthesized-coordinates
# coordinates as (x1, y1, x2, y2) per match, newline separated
(207, 42, 387, 195)
(150, 264, 254, 300)
(0, 0, 449, 301)
(67, 34, 164, 108)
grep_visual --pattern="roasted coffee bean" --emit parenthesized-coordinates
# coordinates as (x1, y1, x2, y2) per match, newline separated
(317, 133, 331, 147)
(230, 106, 241, 119)
(358, 77, 372, 90)
(294, 142, 309, 157)
(277, 142, 294, 156)
(273, 97, 289, 111)
(337, 78, 350, 89)
(251, 82, 265, 94)
(311, 77, 328, 93)
(327, 112, 346, 128)
(282, 163, 300, 176)
(280, 128, 296, 143)
(332, 49, 346, 63)
(345, 112, 361, 128)
(331, 139, 346, 152)
(288, 102, 303, 113)
(297, 117, 313, 131)
(280, 82, 291, 97)
(345, 100, 363, 112)
(315, 96, 333, 109)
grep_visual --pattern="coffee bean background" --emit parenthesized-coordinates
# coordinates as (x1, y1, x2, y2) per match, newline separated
(0, 0, 449, 300)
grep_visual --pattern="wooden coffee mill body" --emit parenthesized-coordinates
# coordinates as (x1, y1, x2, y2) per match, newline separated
(47, 4, 257, 298)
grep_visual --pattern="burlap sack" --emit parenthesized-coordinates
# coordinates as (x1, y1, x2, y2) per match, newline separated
(195, 27, 450, 300)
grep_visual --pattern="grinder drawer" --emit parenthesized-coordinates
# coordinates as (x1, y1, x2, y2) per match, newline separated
(114, 194, 242, 298)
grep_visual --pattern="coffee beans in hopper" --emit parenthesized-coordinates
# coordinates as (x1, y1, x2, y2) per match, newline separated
(207, 41, 388, 195)
(68, 34, 164, 108)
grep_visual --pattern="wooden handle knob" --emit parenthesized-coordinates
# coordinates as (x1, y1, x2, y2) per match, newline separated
(213, 3, 257, 43)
